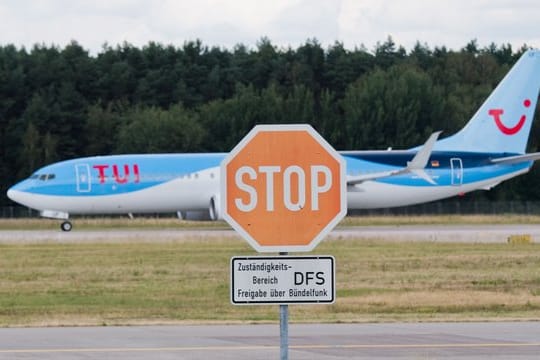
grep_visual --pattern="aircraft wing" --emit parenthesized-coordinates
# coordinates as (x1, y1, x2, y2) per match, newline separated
(347, 132, 441, 185)
(346, 168, 405, 184)
(490, 152, 540, 165)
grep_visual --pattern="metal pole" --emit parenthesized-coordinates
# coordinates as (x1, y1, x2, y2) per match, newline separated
(279, 252, 288, 360)
(280, 304, 288, 360)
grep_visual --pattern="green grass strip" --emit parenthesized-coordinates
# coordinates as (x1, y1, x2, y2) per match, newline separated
(0, 237, 539, 326)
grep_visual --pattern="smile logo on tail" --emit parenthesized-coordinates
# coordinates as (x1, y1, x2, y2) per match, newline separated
(489, 99, 531, 135)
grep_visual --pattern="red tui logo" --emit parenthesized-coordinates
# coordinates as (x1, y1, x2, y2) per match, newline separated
(489, 99, 531, 135)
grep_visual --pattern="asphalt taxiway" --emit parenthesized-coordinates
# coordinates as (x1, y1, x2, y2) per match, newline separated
(1, 223, 540, 243)
(0, 322, 539, 359)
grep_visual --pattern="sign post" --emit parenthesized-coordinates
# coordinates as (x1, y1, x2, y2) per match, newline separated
(280, 291, 288, 360)
(221, 124, 346, 359)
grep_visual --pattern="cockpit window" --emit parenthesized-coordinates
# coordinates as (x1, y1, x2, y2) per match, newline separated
(36, 174, 56, 181)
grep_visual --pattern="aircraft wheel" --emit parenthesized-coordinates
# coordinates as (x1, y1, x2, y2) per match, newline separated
(61, 221, 72, 232)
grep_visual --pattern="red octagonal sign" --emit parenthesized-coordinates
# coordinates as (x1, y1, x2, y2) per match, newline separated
(221, 124, 347, 252)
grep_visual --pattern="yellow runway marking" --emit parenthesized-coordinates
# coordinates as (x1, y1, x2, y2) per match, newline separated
(1, 342, 540, 353)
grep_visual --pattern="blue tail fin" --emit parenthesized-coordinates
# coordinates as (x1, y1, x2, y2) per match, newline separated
(434, 49, 540, 154)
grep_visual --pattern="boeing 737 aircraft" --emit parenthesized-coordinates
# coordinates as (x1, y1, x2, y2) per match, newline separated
(7, 49, 540, 231)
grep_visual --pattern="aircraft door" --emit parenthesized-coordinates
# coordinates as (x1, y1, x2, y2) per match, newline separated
(450, 158, 463, 186)
(75, 164, 92, 192)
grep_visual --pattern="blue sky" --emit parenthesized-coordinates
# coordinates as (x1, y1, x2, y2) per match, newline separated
(1, 0, 539, 54)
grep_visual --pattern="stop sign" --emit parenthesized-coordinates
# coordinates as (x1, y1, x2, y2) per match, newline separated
(221, 124, 346, 252)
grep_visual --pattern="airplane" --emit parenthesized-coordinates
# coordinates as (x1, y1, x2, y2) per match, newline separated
(7, 49, 540, 231)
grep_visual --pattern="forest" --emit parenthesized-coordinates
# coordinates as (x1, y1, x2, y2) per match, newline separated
(1, 37, 539, 207)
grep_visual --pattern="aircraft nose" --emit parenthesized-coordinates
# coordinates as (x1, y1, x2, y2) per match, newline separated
(7, 182, 42, 210)
(7, 188, 21, 203)
(7, 180, 30, 204)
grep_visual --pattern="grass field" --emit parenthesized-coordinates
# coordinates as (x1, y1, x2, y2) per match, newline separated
(0, 232, 539, 326)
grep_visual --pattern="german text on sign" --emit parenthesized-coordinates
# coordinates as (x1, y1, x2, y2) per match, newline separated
(231, 256, 335, 305)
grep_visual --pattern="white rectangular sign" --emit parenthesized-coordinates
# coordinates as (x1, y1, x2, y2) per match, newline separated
(231, 256, 335, 305)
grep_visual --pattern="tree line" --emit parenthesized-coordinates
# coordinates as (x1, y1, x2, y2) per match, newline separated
(1, 37, 539, 206)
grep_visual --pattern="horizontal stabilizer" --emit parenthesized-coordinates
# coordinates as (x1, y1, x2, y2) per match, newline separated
(491, 152, 540, 165)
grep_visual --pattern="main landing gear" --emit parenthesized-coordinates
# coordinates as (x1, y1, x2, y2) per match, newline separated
(61, 221, 73, 232)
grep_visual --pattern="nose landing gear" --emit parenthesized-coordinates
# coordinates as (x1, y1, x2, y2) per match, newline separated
(61, 221, 73, 232)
